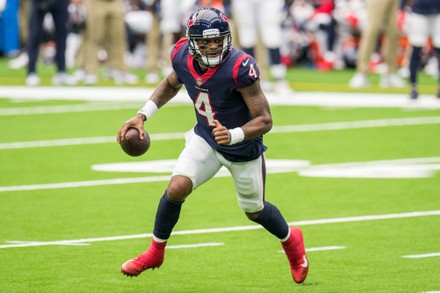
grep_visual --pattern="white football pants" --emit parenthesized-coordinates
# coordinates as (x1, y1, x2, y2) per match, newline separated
(407, 13, 440, 48)
(172, 129, 265, 213)
(231, 0, 284, 49)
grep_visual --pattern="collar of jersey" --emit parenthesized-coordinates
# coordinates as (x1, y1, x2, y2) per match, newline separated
(187, 54, 219, 86)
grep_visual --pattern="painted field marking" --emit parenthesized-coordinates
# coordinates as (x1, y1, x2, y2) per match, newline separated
(2, 157, 439, 192)
(1, 116, 440, 150)
(166, 242, 224, 249)
(271, 116, 440, 133)
(401, 252, 440, 259)
(278, 246, 346, 254)
(306, 246, 346, 252)
(1, 87, 439, 109)
(92, 157, 440, 178)
(6, 240, 89, 246)
(0, 133, 184, 150)
(4, 241, 223, 250)
(1, 210, 438, 249)
(0, 102, 142, 116)
(0, 175, 172, 192)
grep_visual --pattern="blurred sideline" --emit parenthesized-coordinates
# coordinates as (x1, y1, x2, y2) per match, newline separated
(0, 86, 439, 109)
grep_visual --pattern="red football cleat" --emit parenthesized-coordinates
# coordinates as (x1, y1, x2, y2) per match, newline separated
(281, 227, 309, 284)
(121, 239, 167, 277)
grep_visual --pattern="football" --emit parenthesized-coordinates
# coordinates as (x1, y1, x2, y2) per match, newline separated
(120, 127, 150, 157)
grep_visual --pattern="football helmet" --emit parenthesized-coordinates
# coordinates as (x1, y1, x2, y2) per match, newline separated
(186, 7, 232, 67)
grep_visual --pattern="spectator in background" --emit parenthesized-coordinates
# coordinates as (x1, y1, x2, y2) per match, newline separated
(402, 0, 440, 99)
(68, 0, 88, 83)
(308, 0, 338, 71)
(231, 0, 293, 94)
(143, 0, 164, 84)
(144, 0, 194, 84)
(65, 0, 86, 69)
(123, 0, 151, 69)
(82, 0, 138, 85)
(124, 0, 147, 51)
(333, 0, 368, 68)
(8, 0, 30, 69)
(348, 0, 405, 88)
(25, 0, 76, 86)
(18, 0, 30, 52)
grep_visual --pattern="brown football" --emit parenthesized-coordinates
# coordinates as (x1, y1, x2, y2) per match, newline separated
(120, 127, 150, 157)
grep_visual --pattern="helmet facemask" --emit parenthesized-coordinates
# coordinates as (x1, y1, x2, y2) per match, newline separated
(189, 34, 232, 67)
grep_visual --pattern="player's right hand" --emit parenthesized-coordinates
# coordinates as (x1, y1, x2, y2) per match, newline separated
(117, 115, 145, 143)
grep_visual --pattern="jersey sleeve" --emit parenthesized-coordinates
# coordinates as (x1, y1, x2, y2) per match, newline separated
(232, 54, 260, 88)
(170, 38, 188, 84)
(170, 38, 188, 62)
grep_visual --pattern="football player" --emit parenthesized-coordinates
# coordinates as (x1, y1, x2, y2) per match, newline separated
(401, 0, 440, 99)
(348, 0, 405, 89)
(230, 0, 293, 93)
(117, 7, 308, 284)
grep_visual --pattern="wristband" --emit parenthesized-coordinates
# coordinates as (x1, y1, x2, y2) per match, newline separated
(228, 127, 245, 145)
(137, 100, 158, 121)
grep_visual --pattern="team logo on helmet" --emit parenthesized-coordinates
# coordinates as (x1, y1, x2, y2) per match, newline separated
(187, 17, 196, 28)
(220, 12, 228, 22)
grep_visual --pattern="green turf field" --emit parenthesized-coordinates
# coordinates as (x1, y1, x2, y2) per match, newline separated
(0, 60, 439, 292)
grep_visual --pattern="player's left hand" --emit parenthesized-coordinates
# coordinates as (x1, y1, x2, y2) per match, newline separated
(212, 119, 230, 145)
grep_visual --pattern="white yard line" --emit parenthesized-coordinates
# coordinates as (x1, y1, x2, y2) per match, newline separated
(1, 116, 439, 150)
(0, 133, 185, 150)
(401, 252, 440, 259)
(1, 210, 438, 249)
(0, 175, 172, 192)
(271, 116, 440, 133)
(166, 242, 224, 249)
(305, 246, 346, 252)
(1, 86, 440, 109)
(278, 246, 346, 253)
(0, 102, 142, 116)
(2, 156, 439, 192)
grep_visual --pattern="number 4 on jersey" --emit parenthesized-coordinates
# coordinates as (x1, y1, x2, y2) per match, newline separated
(194, 92, 216, 126)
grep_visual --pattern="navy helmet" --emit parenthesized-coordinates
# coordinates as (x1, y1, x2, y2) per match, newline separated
(186, 7, 232, 67)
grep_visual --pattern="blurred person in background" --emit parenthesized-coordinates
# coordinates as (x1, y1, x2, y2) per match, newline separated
(401, 0, 440, 99)
(65, 0, 86, 69)
(333, 0, 368, 68)
(143, 0, 165, 84)
(68, 0, 89, 83)
(143, 0, 194, 84)
(82, 0, 138, 85)
(305, 0, 338, 71)
(25, 0, 76, 86)
(8, 0, 30, 69)
(231, 0, 293, 94)
(282, 0, 316, 68)
(348, 0, 405, 88)
(123, 0, 151, 69)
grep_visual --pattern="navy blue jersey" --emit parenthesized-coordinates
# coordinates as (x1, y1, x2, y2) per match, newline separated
(401, 0, 440, 14)
(170, 38, 266, 162)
